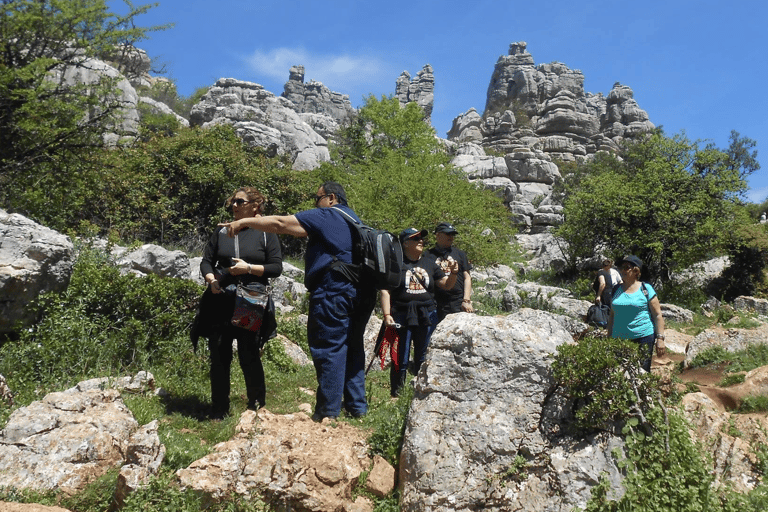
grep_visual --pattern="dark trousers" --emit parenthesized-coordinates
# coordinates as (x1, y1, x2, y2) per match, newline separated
(633, 334, 656, 373)
(208, 327, 265, 416)
(389, 309, 438, 397)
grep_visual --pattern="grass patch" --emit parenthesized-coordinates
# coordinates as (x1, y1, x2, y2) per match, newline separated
(737, 395, 768, 414)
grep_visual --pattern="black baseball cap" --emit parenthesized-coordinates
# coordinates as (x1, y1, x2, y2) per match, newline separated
(435, 222, 458, 235)
(617, 255, 643, 269)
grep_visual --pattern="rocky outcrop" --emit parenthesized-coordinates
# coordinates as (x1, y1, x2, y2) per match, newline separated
(474, 41, 654, 160)
(396, 65, 435, 123)
(115, 243, 192, 279)
(0, 373, 162, 496)
(684, 322, 768, 368)
(138, 96, 190, 127)
(190, 78, 330, 170)
(448, 42, 654, 237)
(176, 408, 391, 511)
(0, 210, 75, 334)
(400, 310, 625, 511)
(281, 65, 356, 132)
(54, 57, 140, 145)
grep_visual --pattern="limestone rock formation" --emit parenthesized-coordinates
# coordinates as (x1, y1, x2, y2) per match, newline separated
(190, 78, 330, 170)
(0, 210, 75, 334)
(176, 408, 389, 511)
(396, 65, 435, 123)
(115, 243, 192, 279)
(399, 310, 625, 511)
(0, 373, 162, 495)
(684, 322, 768, 368)
(282, 65, 355, 128)
(54, 56, 140, 145)
(138, 96, 190, 127)
(448, 42, 655, 236)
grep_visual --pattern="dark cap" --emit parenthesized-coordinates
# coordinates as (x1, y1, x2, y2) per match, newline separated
(435, 222, 458, 235)
(399, 227, 428, 243)
(617, 255, 643, 269)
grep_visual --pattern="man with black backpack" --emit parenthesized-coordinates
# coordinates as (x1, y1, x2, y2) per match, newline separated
(220, 181, 376, 422)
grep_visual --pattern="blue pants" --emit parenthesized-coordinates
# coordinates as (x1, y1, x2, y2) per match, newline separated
(307, 280, 375, 417)
(390, 309, 438, 397)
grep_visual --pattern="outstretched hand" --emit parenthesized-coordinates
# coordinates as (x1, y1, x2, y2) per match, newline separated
(217, 219, 243, 237)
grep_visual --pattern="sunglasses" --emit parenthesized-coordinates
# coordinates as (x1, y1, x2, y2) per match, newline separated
(620, 264, 636, 271)
(406, 237, 424, 242)
(315, 193, 331, 205)
(231, 198, 254, 207)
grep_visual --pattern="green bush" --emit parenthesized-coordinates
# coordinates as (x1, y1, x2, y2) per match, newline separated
(551, 336, 659, 432)
(0, 244, 201, 413)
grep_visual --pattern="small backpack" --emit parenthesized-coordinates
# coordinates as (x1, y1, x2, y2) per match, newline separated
(328, 206, 404, 290)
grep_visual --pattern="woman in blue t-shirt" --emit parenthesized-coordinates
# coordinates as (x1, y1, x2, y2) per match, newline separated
(608, 255, 666, 372)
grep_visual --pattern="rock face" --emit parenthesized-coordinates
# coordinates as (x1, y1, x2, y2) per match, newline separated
(396, 65, 435, 123)
(0, 210, 75, 334)
(399, 311, 625, 511)
(281, 65, 356, 132)
(176, 408, 387, 511)
(448, 42, 654, 236)
(190, 78, 331, 170)
(0, 373, 162, 495)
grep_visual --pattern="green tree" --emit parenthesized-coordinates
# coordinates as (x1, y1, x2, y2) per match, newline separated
(556, 130, 757, 283)
(0, 0, 166, 211)
(320, 95, 514, 265)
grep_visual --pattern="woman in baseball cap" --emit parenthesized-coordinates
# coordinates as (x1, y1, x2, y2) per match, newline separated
(608, 255, 666, 372)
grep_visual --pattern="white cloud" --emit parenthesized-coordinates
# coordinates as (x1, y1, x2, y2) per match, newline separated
(243, 47, 391, 95)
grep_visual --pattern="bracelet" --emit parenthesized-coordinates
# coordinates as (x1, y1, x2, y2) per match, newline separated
(384, 313, 392, 317)
(462, 299, 472, 303)
(655, 333, 665, 340)
(247, 264, 252, 274)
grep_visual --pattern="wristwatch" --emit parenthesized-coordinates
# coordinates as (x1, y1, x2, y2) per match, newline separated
(655, 333, 665, 340)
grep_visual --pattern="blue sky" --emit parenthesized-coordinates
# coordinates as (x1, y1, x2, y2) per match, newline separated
(121, 0, 767, 202)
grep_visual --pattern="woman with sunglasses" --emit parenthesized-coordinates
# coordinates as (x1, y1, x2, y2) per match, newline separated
(608, 255, 665, 372)
(194, 187, 282, 418)
(380, 228, 459, 397)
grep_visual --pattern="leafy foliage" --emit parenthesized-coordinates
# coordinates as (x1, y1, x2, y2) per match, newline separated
(319, 95, 515, 266)
(556, 130, 758, 284)
(551, 336, 659, 431)
(0, 0, 166, 205)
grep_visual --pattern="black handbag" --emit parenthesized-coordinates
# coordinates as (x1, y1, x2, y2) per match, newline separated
(587, 304, 610, 327)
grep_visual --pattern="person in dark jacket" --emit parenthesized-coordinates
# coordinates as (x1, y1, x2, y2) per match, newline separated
(423, 222, 473, 321)
(380, 228, 458, 397)
(194, 187, 282, 418)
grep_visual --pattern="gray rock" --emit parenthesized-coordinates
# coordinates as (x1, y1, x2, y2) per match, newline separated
(396, 65, 435, 122)
(400, 311, 624, 511)
(733, 296, 768, 316)
(190, 78, 330, 170)
(116, 243, 191, 279)
(139, 96, 190, 127)
(282, 65, 355, 125)
(0, 377, 159, 494)
(684, 322, 768, 368)
(0, 210, 75, 334)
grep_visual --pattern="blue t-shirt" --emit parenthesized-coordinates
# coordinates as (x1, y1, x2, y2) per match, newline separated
(294, 205, 357, 290)
(611, 283, 657, 339)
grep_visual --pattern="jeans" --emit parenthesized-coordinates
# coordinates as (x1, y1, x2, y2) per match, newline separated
(390, 309, 438, 397)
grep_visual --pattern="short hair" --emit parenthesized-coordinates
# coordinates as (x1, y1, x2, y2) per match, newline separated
(226, 187, 265, 214)
(320, 181, 348, 205)
(601, 258, 613, 267)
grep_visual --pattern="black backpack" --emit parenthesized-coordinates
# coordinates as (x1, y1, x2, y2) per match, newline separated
(328, 206, 404, 290)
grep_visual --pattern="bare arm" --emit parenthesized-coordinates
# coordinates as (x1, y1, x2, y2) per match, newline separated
(219, 215, 308, 238)
(461, 271, 473, 313)
(595, 275, 606, 302)
(649, 296, 666, 356)
(436, 258, 459, 290)
(381, 289, 396, 327)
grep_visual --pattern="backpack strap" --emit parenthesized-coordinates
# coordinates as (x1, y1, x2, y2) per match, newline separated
(326, 206, 362, 284)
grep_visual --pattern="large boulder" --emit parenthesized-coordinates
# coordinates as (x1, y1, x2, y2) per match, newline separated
(176, 408, 387, 511)
(400, 310, 625, 511)
(0, 210, 74, 334)
(0, 373, 162, 495)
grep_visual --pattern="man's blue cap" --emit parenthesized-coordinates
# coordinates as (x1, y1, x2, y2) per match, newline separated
(435, 222, 458, 235)
(399, 227, 428, 243)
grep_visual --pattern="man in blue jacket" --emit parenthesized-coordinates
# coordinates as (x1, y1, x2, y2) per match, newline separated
(220, 181, 375, 421)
